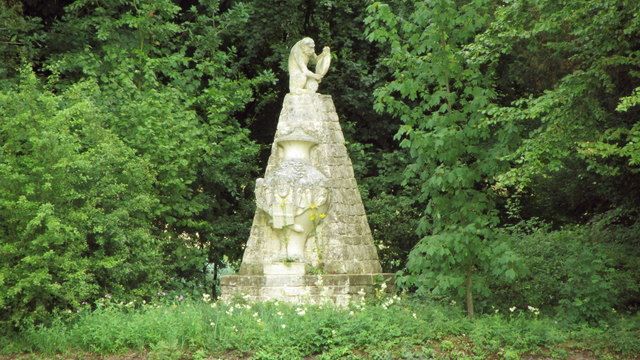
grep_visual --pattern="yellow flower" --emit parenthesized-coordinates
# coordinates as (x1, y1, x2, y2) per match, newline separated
(319, 213, 327, 219)
(309, 202, 317, 209)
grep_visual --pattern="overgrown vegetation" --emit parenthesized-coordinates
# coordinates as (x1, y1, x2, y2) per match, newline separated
(365, 0, 640, 316)
(1, 296, 639, 359)
(0, 0, 639, 354)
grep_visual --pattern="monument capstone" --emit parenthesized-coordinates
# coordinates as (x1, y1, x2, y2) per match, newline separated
(220, 38, 393, 305)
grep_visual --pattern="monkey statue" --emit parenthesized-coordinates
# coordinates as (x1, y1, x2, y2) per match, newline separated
(288, 37, 331, 94)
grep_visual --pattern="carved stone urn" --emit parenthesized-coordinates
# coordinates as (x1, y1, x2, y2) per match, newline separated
(255, 128, 329, 262)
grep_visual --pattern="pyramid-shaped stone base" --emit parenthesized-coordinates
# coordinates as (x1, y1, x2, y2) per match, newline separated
(221, 93, 393, 305)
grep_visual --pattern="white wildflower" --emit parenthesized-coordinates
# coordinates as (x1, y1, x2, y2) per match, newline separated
(509, 306, 516, 312)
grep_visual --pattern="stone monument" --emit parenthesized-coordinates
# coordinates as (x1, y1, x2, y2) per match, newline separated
(220, 38, 393, 305)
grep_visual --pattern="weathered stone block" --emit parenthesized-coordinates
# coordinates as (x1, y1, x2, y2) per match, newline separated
(264, 263, 306, 276)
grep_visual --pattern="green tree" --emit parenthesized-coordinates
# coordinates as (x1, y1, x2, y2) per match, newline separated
(0, 2, 42, 82)
(0, 70, 162, 330)
(471, 0, 640, 223)
(366, 0, 520, 317)
(42, 0, 272, 292)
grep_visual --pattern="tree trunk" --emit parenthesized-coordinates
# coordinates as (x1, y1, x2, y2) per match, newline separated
(212, 262, 218, 300)
(465, 266, 474, 319)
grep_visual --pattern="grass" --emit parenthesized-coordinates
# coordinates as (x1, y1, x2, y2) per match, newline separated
(1, 294, 639, 360)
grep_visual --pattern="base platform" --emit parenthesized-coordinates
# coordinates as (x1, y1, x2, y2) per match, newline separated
(220, 273, 395, 306)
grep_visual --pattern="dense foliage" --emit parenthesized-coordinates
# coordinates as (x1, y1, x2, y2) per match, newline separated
(1, 0, 268, 330)
(365, 0, 640, 317)
(366, 1, 520, 318)
(0, 0, 638, 334)
(2, 296, 639, 359)
(0, 71, 164, 328)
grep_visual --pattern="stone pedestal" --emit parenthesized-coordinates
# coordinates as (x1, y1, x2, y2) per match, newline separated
(222, 273, 395, 306)
(221, 93, 393, 304)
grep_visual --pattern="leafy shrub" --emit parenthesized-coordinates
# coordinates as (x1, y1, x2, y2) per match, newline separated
(487, 216, 640, 322)
(0, 71, 164, 331)
(0, 0, 271, 331)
